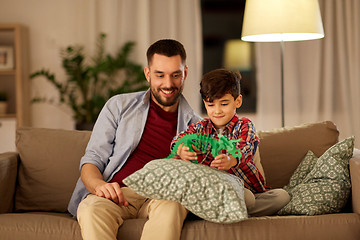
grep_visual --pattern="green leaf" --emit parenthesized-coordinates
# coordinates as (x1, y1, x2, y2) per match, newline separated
(30, 34, 148, 124)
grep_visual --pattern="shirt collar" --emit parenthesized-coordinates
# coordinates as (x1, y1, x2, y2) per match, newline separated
(207, 113, 239, 135)
(142, 89, 200, 134)
(224, 113, 239, 133)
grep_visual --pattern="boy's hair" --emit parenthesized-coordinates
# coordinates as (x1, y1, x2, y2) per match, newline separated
(200, 69, 242, 102)
(146, 39, 186, 65)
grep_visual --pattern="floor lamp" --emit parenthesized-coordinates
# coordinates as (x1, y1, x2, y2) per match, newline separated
(241, 0, 324, 127)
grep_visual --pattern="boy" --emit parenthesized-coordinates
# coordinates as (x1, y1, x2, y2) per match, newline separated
(171, 69, 289, 216)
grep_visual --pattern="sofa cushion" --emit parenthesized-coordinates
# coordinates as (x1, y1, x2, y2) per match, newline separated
(123, 158, 248, 224)
(253, 149, 266, 182)
(0, 152, 18, 213)
(257, 121, 339, 188)
(15, 127, 91, 212)
(278, 136, 354, 215)
(0, 212, 82, 239)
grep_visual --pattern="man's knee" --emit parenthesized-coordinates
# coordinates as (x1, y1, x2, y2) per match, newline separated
(77, 194, 123, 220)
(77, 195, 125, 240)
(148, 200, 188, 220)
(77, 195, 104, 219)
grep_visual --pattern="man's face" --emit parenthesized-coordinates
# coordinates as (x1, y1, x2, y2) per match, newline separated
(144, 54, 187, 112)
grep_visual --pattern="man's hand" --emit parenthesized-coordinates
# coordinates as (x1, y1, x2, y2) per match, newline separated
(81, 163, 129, 206)
(210, 153, 237, 170)
(93, 181, 129, 207)
(176, 143, 197, 162)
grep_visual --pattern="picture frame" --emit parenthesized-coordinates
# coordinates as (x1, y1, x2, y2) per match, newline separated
(0, 46, 14, 70)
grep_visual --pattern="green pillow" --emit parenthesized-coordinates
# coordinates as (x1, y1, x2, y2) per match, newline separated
(123, 158, 248, 223)
(278, 136, 354, 215)
(283, 151, 318, 192)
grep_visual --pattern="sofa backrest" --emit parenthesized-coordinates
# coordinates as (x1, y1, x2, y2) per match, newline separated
(257, 121, 339, 188)
(14, 121, 339, 213)
(15, 127, 91, 213)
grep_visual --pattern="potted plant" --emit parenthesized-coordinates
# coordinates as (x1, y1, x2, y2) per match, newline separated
(0, 91, 8, 115)
(30, 33, 148, 130)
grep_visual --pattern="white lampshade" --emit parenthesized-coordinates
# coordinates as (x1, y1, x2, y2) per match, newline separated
(223, 40, 252, 70)
(241, 0, 324, 42)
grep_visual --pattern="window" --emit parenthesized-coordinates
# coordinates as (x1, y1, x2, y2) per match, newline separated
(201, 0, 256, 113)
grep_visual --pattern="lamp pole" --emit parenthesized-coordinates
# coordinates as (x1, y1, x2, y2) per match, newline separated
(280, 40, 285, 127)
(241, 0, 325, 128)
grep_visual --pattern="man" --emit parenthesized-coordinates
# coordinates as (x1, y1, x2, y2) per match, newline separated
(68, 39, 201, 240)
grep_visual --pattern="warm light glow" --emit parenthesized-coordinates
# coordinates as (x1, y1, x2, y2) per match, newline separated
(241, 0, 324, 42)
(223, 40, 252, 70)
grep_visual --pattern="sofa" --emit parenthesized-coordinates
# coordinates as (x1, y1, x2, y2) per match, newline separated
(0, 121, 359, 240)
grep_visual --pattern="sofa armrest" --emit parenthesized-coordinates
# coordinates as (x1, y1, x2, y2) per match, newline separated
(0, 152, 18, 213)
(350, 148, 360, 214)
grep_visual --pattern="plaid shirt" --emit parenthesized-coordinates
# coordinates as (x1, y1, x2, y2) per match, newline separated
(171, 114, 270, 193)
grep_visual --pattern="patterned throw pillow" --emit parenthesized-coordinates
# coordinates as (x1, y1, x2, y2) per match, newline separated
(278, 136, 354, 215)
(123, 158, 248, 223)
(283, 151, 318, 192)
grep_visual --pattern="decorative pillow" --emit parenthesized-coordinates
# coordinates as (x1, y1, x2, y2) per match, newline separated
(278, 136, 354, 215)
(283, 151, 317, 192)
(123, 158, 248, 223)
(258, 121, 339, 188)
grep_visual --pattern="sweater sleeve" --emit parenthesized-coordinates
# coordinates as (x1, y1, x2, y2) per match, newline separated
(170, 122, 198, 152)
(232, 119, 259, 168)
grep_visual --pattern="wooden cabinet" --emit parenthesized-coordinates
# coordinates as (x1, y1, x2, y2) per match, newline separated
(0, 24, 30, 152)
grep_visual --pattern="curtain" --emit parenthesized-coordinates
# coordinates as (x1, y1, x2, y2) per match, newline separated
(85, 0, 203, 114)
(255, 0, 360, 148)
(0, 0, 202, 130)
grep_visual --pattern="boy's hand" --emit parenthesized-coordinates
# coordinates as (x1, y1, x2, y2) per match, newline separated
(210, 153, 237, 170)
(177, 143, 197, 162)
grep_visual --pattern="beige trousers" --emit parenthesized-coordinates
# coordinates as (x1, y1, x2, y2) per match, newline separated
(244, 188, 290, 217)
(77, 187, 188, 240)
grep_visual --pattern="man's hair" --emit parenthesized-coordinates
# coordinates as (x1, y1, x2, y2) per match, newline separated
(200, 69, 242, 102)
(146, 39, 186, 65)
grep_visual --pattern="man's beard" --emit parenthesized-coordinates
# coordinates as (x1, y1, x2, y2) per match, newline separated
(150, 85, 183, 107)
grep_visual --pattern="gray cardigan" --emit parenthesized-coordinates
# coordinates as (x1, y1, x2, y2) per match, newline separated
(68, 90, 201, 217)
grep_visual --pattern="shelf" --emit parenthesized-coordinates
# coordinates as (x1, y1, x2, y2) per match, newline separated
(0, 113, 16, 118)
(0, 24, 30, 127)
(0, 70, 16, 76)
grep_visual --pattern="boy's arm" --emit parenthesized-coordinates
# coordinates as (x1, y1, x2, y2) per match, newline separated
(170, 123, 197, 151)
(210, 153, 237, 170)
(176, 143, 197, 161)
(230, 119, 259, 169)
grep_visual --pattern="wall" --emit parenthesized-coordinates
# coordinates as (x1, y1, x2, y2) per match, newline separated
(0, 0, 202, 130)
(0, 0, 91, 129)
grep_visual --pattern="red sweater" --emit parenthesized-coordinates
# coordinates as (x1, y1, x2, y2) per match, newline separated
(110, 99, 178, 187)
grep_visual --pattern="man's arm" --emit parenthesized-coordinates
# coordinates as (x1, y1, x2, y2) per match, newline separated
(81, 163, 128, 206)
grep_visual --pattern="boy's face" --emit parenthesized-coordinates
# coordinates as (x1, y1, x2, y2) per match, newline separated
(203, 93, 242, 129)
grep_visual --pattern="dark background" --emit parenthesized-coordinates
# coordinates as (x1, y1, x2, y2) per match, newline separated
(201, 0, 256, 113)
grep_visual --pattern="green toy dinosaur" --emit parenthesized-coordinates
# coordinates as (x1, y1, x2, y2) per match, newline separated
(167, 133, 242, 163)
